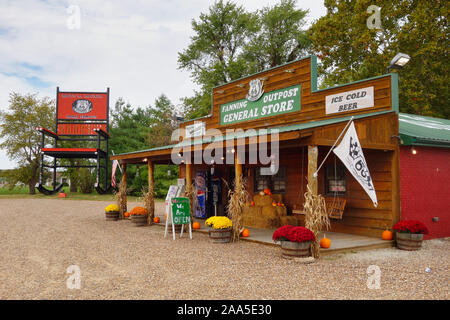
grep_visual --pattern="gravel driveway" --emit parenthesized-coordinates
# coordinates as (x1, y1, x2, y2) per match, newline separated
(0, 198, 448, 300)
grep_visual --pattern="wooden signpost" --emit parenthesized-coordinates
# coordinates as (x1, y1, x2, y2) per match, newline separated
(164, 197, 192, 240)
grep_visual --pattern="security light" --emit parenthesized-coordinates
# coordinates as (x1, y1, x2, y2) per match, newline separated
(387, 53, 411, 73)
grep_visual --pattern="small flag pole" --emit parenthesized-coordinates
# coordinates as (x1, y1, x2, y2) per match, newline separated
(313, 116, 354, 178)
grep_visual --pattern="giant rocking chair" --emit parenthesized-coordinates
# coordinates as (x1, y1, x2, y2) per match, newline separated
(35, 87, 112, 195)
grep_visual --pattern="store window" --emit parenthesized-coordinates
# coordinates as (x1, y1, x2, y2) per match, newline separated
(325, 164, 346, 195)
(254, 167, 286, 193)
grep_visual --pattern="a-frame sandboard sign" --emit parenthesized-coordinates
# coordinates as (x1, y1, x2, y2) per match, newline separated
(164, 197, 192, 240)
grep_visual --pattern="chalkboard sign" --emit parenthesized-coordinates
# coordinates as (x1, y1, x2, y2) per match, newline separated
(171, 197, 191, 225)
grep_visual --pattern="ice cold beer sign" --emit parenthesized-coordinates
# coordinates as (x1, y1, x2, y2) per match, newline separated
(326, 87, 374, 115)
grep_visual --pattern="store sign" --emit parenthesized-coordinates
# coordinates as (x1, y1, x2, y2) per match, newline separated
(171, 197, 191, 225)
(220, 84, 301, 125)
(185, 122, 205, 138)
(57, 92, 108, 120)
(326, 87, 374, 115)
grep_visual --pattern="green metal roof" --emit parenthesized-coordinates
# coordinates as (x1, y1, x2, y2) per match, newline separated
(114, 110, 393, 158)
(399, 113, 450, 148)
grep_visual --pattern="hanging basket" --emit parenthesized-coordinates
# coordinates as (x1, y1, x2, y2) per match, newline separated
(209, 227, 232, 243)
(131, 214, 148, 226)
(396, 232, 424, 251)
(280, 240, 311, 259)
(105, 211, 119, 221)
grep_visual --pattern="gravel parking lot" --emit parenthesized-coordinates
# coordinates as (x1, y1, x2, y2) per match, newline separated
(0, 198, 448, 300)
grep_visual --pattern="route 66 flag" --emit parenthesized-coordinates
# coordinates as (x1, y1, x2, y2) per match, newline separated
(333, 122, 378, 207)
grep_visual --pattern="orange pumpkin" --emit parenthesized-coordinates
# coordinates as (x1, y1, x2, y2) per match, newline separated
(382, 230, 393, 240)
(320, 234, 331, 249)
(272, 202, 277, 206)
(250, 201, 255, 206)
(153, 216, 160, 223)
(124, 211, 130, 218)
(263, 188, 271, 195)
(192, 222, 201, 229)
(277, 202, 282, 206)
(241, 228, 250, 237)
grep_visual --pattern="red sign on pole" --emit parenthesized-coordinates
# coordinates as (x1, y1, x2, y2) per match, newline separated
(57, 92, 108, 120)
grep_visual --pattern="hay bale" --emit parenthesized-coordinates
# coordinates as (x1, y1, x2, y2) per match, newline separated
(280, 216, 300, 226)
(261, 205, 277, 218)
(243, 206, 262, 216)
(254, 194, 273, 207)
(271, 194, 283, 203)
(275, 206, 287, 217)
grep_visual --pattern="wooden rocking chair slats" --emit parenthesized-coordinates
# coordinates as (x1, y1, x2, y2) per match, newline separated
(36, 87, 112, 195)
(325, 196, 346, 220)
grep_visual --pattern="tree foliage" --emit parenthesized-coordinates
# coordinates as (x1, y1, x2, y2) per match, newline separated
(109, 95, 179, 196)
(178, 0, 311, 120)
(309, 0, 449, 118)
(0, 92, 54, 194)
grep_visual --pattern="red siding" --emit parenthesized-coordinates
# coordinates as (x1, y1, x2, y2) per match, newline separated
(400, 146, 450, 239)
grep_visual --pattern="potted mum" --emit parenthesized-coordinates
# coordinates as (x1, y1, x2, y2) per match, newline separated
(105, 204, 120, 221)
(130, 206, 148, 226)
(393, 220, 429, 251)
(272, 225, 315, 259)
(205, 216, 233, 243)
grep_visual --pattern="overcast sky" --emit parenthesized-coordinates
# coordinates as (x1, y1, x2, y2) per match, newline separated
(0, 0, 326, 169)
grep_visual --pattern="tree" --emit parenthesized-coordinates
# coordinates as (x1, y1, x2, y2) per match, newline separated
(244, 0, 311, 71)
(178, 0, 258, 119)
(0, 93, 54, 194)
(178, 0, 312, 120)
(109, 95, 179, 197)
(309, 0, 449, 118)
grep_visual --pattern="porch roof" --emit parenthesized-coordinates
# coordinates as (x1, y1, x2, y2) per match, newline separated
(111, 110, 394, 162)
(399, 113, 450, 148)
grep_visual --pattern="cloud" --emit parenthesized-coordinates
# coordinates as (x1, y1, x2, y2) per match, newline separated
(0, 0, 325, 169)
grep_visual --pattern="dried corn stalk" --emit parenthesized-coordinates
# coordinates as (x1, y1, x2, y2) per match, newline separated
(227, 175, 249, 242)
(304, 184, 330, 258)
(183, 182, 196, 229)
(114, 180, 129, 219)
(140, 186, 155, 225)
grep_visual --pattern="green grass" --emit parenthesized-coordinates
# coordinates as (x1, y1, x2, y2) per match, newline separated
(0, 187, 164, 202)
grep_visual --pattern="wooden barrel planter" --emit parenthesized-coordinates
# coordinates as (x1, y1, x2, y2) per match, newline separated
(396, 233, 424, 251)
(280, 240, 311, 259)
(209, 228, 232, 243)
(105, 211, 119, 221)
(131, 214, 148, 226)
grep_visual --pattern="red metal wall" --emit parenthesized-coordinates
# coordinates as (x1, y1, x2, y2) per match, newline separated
(400, 146, 450, 239)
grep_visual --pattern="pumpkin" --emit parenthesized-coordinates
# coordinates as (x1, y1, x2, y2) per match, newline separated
(153, 216, 160, 223)
(320, 234, 331, 249)
(124, 211, 130, 218)
(382, 229, 393, 240)
(241, 228, 250, 237)
(277, 202, 282, 206)
(192, 222, 201, 229)
(272, 202, 277, 207)
(250, 201, 255, 206)
(263, 188, 271, 195)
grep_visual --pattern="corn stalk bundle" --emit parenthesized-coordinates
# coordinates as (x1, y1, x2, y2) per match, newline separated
(140, 186, 155, 225)
(114, 181, 129, 219)
(227, 175, 249, 242)
(304, 184, 330, 258)
(183, 182, 197, 227)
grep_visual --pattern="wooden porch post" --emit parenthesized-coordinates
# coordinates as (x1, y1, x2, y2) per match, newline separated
(307, 145, 318, 195)
(235, 151, 242, 187)
(147, 160, 155, 224)
(119, 163, 127, 219)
